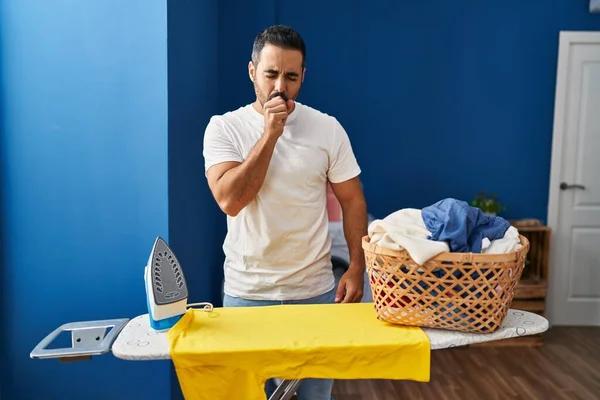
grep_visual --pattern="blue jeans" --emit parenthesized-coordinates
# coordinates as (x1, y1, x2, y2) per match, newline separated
(223, 288, 336, 400)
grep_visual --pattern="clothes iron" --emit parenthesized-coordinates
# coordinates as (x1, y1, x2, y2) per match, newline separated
(144, 237, 189, 331)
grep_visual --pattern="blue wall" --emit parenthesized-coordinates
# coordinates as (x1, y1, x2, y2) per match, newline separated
(166, 1, 223, 399)
(1, 0, 599, 399)
(167, 0, 222, 313)
(216, 0, 277, 113)
(1, 1, 171, 399)
(0, 5, 5, 397)
(216, 0, 600, 222)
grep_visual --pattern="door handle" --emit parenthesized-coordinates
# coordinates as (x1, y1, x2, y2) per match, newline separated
(560, 182, 586, 190)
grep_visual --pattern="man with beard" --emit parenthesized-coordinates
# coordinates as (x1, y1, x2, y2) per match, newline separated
(202, 24, 368, 400)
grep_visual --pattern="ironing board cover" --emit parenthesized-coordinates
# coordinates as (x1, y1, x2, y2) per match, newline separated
(167, 302, 430, 400)
(111, 308, 549, 400)
(111, 308, 548, 361)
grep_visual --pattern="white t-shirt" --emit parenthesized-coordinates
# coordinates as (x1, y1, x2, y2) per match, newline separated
(203, 102, 361, 300)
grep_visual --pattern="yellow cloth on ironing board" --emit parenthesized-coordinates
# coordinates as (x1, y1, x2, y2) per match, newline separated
(167, 302, 430, 400)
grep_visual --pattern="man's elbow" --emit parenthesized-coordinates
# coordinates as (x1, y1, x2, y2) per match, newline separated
(209, 181, 241, 216)
(216, 197, 242, 217)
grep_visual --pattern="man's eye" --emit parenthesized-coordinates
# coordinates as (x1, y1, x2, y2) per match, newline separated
(265, 75, 276, 79)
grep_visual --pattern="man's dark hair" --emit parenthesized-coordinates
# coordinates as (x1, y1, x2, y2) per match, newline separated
(251, 25, 306, 68)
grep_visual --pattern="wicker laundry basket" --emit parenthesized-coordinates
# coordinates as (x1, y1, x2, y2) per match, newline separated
(362, 234, 530, 333)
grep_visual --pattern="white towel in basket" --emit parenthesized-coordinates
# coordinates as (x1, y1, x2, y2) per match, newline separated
(368, 208, 449, 265)
(482, 225, 522, 254)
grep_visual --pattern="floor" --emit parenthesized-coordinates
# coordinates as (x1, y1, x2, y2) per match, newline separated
(330, 327, 600, 400)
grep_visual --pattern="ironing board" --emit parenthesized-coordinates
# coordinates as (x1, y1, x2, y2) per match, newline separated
(31, 306, 548, 400)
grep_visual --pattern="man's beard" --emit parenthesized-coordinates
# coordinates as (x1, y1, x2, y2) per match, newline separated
(254, 82, 301, 108)
(254, 82, 269, 108)
(267, 91, 288, 102)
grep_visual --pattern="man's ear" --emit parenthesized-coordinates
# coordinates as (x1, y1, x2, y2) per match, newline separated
(302, 67, 306, 83)
(248, 61, 256, 82)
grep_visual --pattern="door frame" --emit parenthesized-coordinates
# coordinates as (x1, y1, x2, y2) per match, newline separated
(547, 31, 600, 325)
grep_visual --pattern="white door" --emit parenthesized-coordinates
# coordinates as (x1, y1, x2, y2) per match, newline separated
(547, 31, 600, 326)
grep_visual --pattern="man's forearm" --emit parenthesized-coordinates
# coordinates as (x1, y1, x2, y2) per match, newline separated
(215, 134, 278, 216)
(341, 197, 368, 271)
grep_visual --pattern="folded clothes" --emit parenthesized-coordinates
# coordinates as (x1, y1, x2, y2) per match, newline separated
(368, 198, 522, 265)
(421, 198, 511, 253)
(368, 208, 450, 265)
(482, 225, 522, 254)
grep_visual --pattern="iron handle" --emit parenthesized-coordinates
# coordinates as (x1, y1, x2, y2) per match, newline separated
(560, 182, 586, 190)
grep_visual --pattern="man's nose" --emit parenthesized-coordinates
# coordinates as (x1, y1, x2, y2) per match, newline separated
(274, 77, 287, 94)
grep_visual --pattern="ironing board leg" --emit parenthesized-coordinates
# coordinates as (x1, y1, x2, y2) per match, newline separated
(268, 379, 301, 400)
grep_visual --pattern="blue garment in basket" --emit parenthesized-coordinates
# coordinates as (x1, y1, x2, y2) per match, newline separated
(421, 198, 510, 253)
